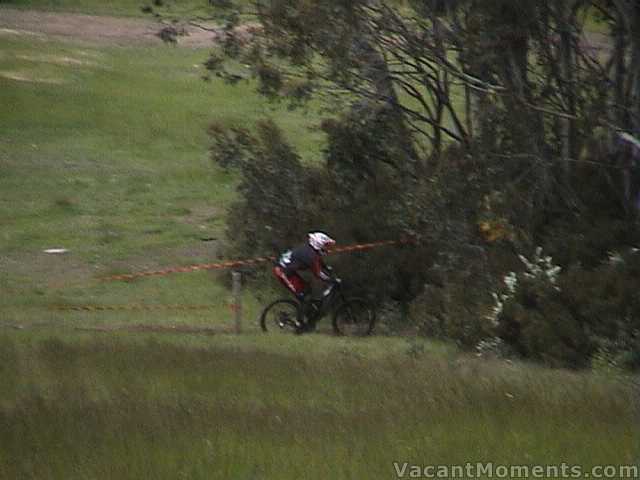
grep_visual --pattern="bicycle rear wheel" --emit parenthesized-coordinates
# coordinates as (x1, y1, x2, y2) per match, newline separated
(332, 298, 375, 336)
(260, 299, 302, 333)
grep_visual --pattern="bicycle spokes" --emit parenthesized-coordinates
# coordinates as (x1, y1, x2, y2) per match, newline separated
(342, 309, 360, 333)
(261, 299, 301, 333)
(333, 299, 375, 336)
(278, 312, 292, 329)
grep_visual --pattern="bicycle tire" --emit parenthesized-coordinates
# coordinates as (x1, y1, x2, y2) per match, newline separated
(332, 298, 376, 336)
(260, 299, 303, 333)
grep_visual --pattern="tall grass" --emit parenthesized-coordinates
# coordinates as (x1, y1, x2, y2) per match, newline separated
(0, 332, 635, 479)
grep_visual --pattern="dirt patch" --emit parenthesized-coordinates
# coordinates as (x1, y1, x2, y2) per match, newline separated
(178, 204, 218, 227)
(0, 7, 221, 47)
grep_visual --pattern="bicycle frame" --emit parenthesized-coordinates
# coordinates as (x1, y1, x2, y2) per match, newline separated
(306, 281, 345, 323)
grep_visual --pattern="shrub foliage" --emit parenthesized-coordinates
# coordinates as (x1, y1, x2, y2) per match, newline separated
(206, 0, 640, 369)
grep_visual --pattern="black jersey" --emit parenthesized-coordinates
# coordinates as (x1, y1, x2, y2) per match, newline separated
(278, 244, 331, 281)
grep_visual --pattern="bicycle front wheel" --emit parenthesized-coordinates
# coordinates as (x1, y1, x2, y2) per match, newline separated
(332, 298, 376, 336)
(260, 299, 302, 333)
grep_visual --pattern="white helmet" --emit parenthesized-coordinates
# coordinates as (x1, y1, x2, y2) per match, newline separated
(308, 231, 335, 255)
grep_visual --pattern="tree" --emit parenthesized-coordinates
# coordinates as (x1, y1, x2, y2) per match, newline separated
(204, 0, 639, 266)
(202, 0, 640, 362)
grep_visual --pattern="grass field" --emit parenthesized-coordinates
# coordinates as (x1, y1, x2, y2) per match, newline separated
(0, 0, 252, 17)
(0, 330, 636, 479)
(1, 5, 638, 479)
(0, 23, 325, 330)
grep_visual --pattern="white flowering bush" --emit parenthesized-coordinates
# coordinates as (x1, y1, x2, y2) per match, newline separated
(486, 247, 561, 326)
(483, 247, 592, 367)
(482, 246, 640, 369)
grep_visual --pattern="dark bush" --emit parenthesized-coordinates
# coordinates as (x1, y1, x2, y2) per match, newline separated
(561, 252, 640, 369)
(208, 107, 443, 306)
(497, 275, 592, 368)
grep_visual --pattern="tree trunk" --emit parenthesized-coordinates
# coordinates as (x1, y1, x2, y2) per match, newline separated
(465, 84, 473, 139)
(356, 36, 422, 173)
(432, 14, 446, 161)
(612, 5, 628, 128)
(502, 34, 546, 156)
(627, 3, 640, 134)
(559, 1, 578, 173)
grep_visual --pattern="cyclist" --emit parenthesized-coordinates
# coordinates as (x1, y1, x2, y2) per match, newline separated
(273, 231, 337, 327)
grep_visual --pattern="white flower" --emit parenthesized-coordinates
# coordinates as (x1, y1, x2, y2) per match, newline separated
(489, 248, 563, 326)
(519, 247, 562, 288)
(504, 271, 518, 293)
(607, 251, 624, 265)
(485, 292, 504, 326)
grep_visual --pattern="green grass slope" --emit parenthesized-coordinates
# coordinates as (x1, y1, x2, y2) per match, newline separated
(0, 29, 323, 328)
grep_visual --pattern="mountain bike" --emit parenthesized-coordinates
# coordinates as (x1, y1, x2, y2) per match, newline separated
(260, 277, 376, 336)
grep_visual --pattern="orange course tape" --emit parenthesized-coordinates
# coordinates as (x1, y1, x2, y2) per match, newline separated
(101, 238, 413, 282)
(101, 256, 277, 282)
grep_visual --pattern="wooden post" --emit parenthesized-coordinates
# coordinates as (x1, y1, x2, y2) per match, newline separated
(231, 271, 242, 334)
